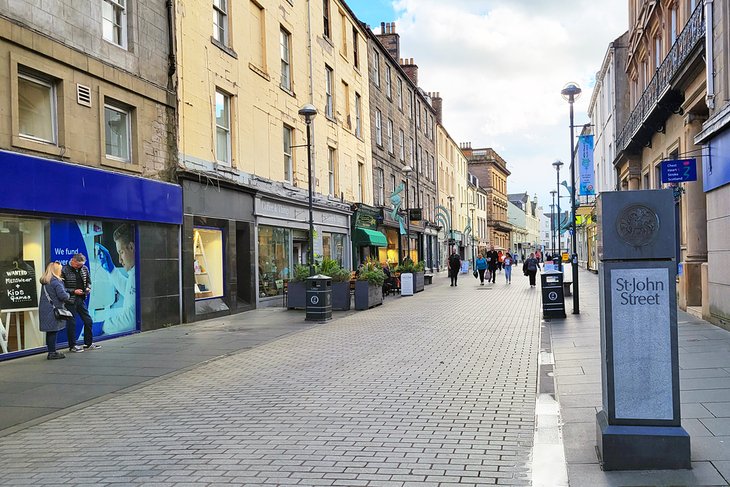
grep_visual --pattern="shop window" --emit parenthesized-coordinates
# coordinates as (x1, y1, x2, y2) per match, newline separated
(18, 71, 57, 144)
(258, 226, 291, 297)
(104, 101, 131, 163)
(194, 227, 224, 300)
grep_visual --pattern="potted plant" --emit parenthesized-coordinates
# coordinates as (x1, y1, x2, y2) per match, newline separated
(320, 258, 352, 311)
(354, 259, 385, 310)
(413, 260, 426, 293)
(286, 264, 310, 309)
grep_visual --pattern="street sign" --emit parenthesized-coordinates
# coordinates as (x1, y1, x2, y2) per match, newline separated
(661, 159, 697, 184)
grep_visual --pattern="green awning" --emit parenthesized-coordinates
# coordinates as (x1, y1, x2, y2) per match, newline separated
(353, 228, 388, 247)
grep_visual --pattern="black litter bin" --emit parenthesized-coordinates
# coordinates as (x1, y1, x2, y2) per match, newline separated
(541, 271, 566, 319)
(306, 274, 332, 321)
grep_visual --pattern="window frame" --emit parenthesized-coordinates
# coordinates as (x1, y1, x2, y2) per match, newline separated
(372, 50, 380, 87)
(375, 109, 382, 146)
(397, 78, 403, 110)
(283, 124, 294, 182)
(399, 129, 405, 161)
(17, 71, 58, 145)
(354, 92, 362, 138)
(103, 100, 132, 163)
(280, 27, 292, 91)
(385, 65, 392, 99)
(322, 0, 331, 39)
(325, 65, 334, 118)
(214, 89, 232, 166)
(352, 26, 359, 69)
(102, 0, 127, 49)
(387, 118, 393, 154)
(328, 146, 337, 196)
(213, 0, 228, 46)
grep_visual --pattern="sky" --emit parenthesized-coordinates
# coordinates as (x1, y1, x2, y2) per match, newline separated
(346, 0, 628, 215)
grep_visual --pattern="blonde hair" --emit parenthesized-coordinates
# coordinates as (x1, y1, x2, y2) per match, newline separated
(40, 262, 62, 285)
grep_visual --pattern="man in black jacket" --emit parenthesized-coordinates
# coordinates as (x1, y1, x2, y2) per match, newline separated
(485, 246, 499, 283)
(62, 253, 100, 352)
(448, 250, 461, 287)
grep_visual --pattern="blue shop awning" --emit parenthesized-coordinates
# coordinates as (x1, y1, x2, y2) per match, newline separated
(353, 227, 387, 247)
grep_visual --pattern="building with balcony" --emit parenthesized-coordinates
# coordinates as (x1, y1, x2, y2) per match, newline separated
(613, 0, 708, 311)
(0, 0, 181, 360)
(463, 145, 512, 250)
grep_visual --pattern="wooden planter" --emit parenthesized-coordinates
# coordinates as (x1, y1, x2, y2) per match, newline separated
(331, 281, 351, 311)
(286, 281, 306, 309)
(414, 271, 425, 293)
(354, 280, 383, 310)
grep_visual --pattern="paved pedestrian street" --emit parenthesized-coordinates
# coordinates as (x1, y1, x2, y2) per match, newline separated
(0, 272, 542, 486)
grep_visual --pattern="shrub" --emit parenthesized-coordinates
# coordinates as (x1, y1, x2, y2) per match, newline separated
(356, 258, 385, 286)
(319, 258, 351, 282)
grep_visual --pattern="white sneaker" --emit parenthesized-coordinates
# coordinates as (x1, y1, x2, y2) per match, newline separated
(84, 343, 101, 350)
(69, 345, 84, 353)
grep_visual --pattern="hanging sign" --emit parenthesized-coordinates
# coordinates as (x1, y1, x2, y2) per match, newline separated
(0, 261, 37, 310)
(661, 159, 697, 184)
(578, 135, 596, 196)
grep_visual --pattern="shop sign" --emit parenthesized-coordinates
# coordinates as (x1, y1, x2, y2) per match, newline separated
(409, 208, 422, 221)
(355, 213, 378, 229)
(0, 261, 37, 310)
(661, 159, 697, 184)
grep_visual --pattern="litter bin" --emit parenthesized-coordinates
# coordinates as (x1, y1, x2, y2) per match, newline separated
(306, 274, 332, 321)
(541, 271, 566, 319)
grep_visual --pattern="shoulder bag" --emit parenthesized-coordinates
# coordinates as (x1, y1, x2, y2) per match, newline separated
(43, 284, 74, 319)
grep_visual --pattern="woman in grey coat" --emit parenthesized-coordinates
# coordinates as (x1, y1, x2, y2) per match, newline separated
(39, 261, 71, 360)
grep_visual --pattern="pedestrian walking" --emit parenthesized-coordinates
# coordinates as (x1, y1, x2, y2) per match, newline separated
(486, 246, 498, 283)
(39, 261, 71, 360)
(448, 250, 461, 287)
(475, 253, 488, 285)
(503, 252, 514, 284)
(62, 253, 100, 352)
(497, 250, 504, 271)
(523, 252, 539, 287)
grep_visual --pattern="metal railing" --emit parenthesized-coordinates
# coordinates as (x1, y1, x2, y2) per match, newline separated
(616, 1, 705, 153)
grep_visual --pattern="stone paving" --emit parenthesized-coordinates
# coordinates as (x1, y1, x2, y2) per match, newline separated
(0, 270, 543, 486)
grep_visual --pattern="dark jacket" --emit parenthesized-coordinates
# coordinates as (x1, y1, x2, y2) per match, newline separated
(523, 258, 539, 274)
(448, 253, 461, 271)
(39, 277, 71, 332)
(62, 264, 91, 304)
(486, 250, 499, 270)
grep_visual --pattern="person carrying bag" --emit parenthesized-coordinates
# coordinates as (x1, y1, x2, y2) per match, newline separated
(39, 261, 72, 360)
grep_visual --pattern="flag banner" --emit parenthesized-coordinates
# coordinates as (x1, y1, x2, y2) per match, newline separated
(578, 135, 595, 196)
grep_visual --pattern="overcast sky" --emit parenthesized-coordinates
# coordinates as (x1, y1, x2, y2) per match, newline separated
(347, 0, 628, 214)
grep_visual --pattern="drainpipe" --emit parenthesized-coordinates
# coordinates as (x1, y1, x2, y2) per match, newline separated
(705, 0, 715, 110)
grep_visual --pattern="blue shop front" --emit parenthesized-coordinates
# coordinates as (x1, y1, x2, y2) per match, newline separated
(0, 150, 182, 360)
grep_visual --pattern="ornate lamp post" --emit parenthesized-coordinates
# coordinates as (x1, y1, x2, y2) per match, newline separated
(552, 159, 564, 269)
(402, 164, 413, 262)
(561, 82, 582, 314)
(298, 104, 318, 276)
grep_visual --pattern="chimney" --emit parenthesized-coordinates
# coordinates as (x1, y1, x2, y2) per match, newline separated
(460, 142, 473, 158)
(376, 22, 400, 61)
(431, 92, 443, 125)
(400, 57, 418, 86)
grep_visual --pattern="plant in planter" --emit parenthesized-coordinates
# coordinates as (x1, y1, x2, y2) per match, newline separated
(355, 259, 385, 310)
(413, 260, 426, 293)
(397, 258, 420, 295)
(320, 258, 352, 311)
(286, 264, 311, 309)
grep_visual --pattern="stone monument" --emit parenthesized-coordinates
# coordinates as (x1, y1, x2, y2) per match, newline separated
(595, 189, 690, 470)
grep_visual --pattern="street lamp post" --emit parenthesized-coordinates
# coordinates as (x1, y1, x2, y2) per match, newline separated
(550, 191, 556, 256)
(402, 165, 413, 263)
(447, 194, 455, 254)
(470, 205, 476, 268)
(561, 82, 582, 315)
(298, 104, 318, 276)
(552, 159, 564, 270)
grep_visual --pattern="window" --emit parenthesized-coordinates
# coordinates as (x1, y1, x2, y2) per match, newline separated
(375, 110, 382, 145)
(408, 90, 413, 119)
(18, 71, 57, 144)
(355, 92, 362, 137)
(416, 100, 421, 127)
(280, 28, 292, 90)
(340, 11, 347, 52)
(373, 50, 380, 87)
(409, 137, 414, 165)
(102, 0, 127, 47)
(358, 161, 365, 201)
(397, 78, 403, 110)
(213, 0, 228, 45)
(670, 8, 678, 45)
(374, 168, 385, 206)
(322, 0, 330, 39)
(390, 174, 396, 196)
(385, 65, 392, 98)
(215, 90, 231, 166)
(104, 101, 131, 162)
(654, 36, 662, 70)
(194, 227, 224, 300)
(258, 226, 291, 298)
(352, 26, 359, 69)
(328, 146, 336, 196)
(249, 1, 266, 70)
(283, 124, 293, 182)
(325, 65, 334, 118)
(399, 129, 405, 161)
(387, 119, 393, 154)
(342, 81, 351, 128)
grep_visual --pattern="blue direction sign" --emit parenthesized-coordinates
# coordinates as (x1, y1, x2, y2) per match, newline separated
(661, 158, 697, 184)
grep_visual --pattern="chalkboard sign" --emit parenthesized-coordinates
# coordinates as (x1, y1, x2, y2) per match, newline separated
(0, 261, 38, 310)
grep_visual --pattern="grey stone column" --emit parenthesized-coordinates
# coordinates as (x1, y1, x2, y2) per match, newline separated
(627, 158, 642, 190)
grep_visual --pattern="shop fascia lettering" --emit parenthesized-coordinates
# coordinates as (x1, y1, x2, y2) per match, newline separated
(615, 276, 665, 305)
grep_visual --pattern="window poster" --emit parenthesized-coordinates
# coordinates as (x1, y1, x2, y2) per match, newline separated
(50, 220, 138, 342)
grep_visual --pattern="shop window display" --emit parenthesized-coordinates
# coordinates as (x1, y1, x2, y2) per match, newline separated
(193, 228, 224, 300)
(259, 226, 290, 297)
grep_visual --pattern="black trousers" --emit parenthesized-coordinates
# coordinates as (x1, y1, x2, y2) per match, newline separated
(488, 267, 497, 283)
(66, 298, 93, 347)
(450, 269, 458, 285)
(477, 269, 486, 283)
(46, 330, 58, 353)
(528, 270, 537, 286)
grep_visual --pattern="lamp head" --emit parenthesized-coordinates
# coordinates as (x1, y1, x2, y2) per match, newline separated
(402, 164, 413, 175)
(552, 159, 564, 170)
(298, 104, 318, 123)
(560, 82, 582, 102)
(447, 194, 454, 201)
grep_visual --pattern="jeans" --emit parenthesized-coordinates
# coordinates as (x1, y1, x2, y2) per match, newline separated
(66, 298, 93, 348)
(478, 269, 486, 283)
(505, 266, 512, 282)
(46, 330, 58, 353)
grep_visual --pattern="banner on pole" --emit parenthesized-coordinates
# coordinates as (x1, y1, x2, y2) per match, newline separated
(578, 135, 595, 196)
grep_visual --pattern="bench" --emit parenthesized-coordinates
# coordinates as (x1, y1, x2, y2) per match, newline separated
(424, 274, 434, 285)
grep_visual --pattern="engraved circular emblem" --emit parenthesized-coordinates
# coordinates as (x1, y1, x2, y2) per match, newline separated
(310, 295, 319, 305)
(548, 291, 558, 301)
(616, 204, 660, 247)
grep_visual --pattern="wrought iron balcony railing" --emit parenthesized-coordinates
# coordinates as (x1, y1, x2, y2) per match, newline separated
(616, 1, 705, 154)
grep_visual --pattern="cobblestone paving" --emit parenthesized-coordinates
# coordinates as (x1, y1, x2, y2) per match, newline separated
(0, 272, 542, 486)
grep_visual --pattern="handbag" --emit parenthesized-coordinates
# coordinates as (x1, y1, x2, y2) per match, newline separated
(43, 284, 74, 319)
(473, 270, 478, 278)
